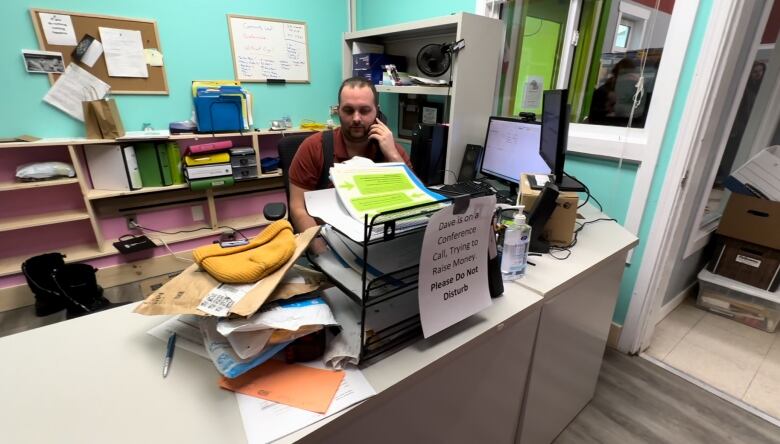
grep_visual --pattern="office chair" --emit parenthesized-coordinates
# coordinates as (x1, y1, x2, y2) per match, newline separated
(262, 133, 311, 223)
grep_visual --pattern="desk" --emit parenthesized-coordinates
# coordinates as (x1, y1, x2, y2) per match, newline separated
(515, 205, 639, 444)
(0, 205, 635, 444)
(0, 284, 542, 443)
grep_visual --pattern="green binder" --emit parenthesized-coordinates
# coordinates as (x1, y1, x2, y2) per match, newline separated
(156, 143, 173, 186)
(134, 142, 163, 187)
(189, 175, 235, 191)
(166, 142, 185, 185)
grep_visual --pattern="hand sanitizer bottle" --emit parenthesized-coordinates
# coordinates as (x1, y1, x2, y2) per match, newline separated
(501, 206, 531, 281)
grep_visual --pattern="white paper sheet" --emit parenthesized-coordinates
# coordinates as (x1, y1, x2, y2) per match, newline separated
(146, 315, 209, 359)
(143, 48, 164, 66)
(417, 195, 494, 337)
(43, 64, 111, 121)
(236, 362, 375, 443)
(39, 13, 77, 46)
(81, 39, 104, 67)
(99, 27, 149, 78)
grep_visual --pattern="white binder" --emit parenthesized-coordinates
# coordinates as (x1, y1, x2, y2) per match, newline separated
(84, 144, 143, 191)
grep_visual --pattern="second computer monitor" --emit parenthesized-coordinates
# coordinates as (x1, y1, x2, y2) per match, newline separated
(480, 116, 549, 185)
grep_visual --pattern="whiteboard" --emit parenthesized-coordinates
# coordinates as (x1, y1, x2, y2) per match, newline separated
(227, 15, 310, 83)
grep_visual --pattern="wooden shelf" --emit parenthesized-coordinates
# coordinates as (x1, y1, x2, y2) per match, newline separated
(87, 184, 189, 200)
(0, 138, 115, 149)
(0, 210, 91, 233)
(87, 172, 282, 201)
(0, 178, 79, 192)
(0, 243, 111, 278)
(375, 85, 450, 96)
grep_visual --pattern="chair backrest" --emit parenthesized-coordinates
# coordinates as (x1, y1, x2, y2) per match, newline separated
(277, 134, 312, 203)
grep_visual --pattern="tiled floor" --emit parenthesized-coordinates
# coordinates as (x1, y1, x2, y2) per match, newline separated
(647, 297, 780, 421)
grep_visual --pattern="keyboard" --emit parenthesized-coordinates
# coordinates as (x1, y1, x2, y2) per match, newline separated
(436, 180, 494, 197)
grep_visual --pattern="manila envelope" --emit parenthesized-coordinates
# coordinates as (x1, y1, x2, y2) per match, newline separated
(219, 359, 345, 413)
(134, 226, 322, 317)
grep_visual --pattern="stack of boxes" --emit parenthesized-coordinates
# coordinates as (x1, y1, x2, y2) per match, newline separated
(352, 51, 407, 85)
(701, 191, 780, 332)
(229, 147, 258, 182)
(183, 140, 235, 190)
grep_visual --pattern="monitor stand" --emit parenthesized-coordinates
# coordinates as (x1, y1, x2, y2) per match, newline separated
(529, 174, 585, 192)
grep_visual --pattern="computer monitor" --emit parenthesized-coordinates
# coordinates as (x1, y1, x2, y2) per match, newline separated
(540, 89, 584, 191)
(480, 116, 548, 189)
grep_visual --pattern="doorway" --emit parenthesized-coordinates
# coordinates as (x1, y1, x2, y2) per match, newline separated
(627, 0, 780, 425)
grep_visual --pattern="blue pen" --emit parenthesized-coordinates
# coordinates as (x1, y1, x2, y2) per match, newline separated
(163, 333, 177, 378)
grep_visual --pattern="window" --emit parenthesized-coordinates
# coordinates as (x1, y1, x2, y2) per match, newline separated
(568, 0, 675, 128)
(615, 24, 631, 48)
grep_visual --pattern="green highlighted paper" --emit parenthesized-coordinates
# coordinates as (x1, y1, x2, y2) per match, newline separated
(331, 164, 442, 220)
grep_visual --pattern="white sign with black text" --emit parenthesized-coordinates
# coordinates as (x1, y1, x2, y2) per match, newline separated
(418, 195, 495, 337)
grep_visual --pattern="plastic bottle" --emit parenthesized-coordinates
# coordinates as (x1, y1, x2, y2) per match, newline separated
(501, 207, 531, 281)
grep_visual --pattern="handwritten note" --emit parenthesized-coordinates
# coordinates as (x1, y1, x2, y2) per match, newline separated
(228, 16, 309, 82)
(39, 13, 77, 46)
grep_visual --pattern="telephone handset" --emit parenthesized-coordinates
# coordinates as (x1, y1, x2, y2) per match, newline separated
(369, 109, 389, 152)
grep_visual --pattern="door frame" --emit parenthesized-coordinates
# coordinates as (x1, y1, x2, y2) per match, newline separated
(618, 0, 775, 353)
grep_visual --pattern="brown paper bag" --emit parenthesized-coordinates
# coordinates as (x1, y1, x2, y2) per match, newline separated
(82, 98, 125, 139)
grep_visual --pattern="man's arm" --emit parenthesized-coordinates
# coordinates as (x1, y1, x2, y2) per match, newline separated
(289, 183, 327, 254)
(289, 183, 317, 233)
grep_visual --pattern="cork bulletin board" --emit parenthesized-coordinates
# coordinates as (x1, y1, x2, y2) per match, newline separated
(30, 8, 168, 94)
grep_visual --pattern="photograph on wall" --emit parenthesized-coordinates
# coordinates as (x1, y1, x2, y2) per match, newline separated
(22, 49, 65, 73)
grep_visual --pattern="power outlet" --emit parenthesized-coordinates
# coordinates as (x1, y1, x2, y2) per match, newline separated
(126, 214, 138, 230)
(191, 205, 205, 222)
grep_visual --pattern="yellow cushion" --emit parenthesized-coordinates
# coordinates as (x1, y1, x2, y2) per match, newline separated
(193, 220, 296, 284)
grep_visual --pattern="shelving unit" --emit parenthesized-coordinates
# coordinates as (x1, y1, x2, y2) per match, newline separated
(0, 178, 79, 192)
(0, 210, 91, 232)
(343, 12, 503, 184)
(0, 129, 311, 278)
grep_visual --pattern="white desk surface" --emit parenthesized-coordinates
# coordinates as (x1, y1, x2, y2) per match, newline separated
(517, 205, 639, 298)
(0, 286, 542, 443)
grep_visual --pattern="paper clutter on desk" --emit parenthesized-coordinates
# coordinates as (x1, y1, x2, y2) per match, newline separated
(218, 296, 338, 359)
(133, 226, 323, 317)
(219, 359, 345, 414)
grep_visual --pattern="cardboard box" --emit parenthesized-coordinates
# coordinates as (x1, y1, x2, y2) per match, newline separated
(717, 193, 780, 250)
(519, 174, 578, 246)
(710, 236, 780, 291)
(712, 193, 780, 291)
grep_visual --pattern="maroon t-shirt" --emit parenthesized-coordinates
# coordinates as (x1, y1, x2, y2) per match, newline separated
(288, 127, 413, 190)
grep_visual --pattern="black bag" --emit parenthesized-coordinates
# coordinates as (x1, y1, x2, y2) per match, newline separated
(22, 254, 116, 318)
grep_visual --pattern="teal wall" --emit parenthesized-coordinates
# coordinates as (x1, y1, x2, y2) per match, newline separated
(566, 155, 638, 225)
(612, 0, 714, 324)
(356, 0, 475, 30)
(0, 1, 347, 138)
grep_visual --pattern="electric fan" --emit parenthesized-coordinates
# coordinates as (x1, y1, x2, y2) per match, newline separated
(416, 43, 452, 77)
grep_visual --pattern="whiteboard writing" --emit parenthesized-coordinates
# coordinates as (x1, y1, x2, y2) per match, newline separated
(228, 16, 309, 82)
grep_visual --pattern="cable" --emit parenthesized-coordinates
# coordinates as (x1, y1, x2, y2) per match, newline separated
(564, 171, 603, 212)
(132, 222, 248, 239)
(548, 217, 617, 259)
(145, 234, 194, 263)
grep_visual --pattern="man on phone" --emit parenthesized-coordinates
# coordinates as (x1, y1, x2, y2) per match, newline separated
(288, 77, 413, 243)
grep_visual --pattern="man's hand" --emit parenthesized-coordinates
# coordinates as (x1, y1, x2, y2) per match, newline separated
(368, 118, 402, 162)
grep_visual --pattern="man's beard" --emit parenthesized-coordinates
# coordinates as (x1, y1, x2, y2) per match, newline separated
(341, 121, 369, 143)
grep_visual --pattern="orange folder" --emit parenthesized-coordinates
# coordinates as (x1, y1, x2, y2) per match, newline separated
(219, 360, 345, 413)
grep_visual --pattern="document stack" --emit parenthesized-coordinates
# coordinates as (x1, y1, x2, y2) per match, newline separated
(183, 140, 236, 190)
(192, 80, 253, 133)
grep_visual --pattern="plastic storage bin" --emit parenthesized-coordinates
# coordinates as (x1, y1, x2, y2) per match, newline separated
(696, 268, 780, 332)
